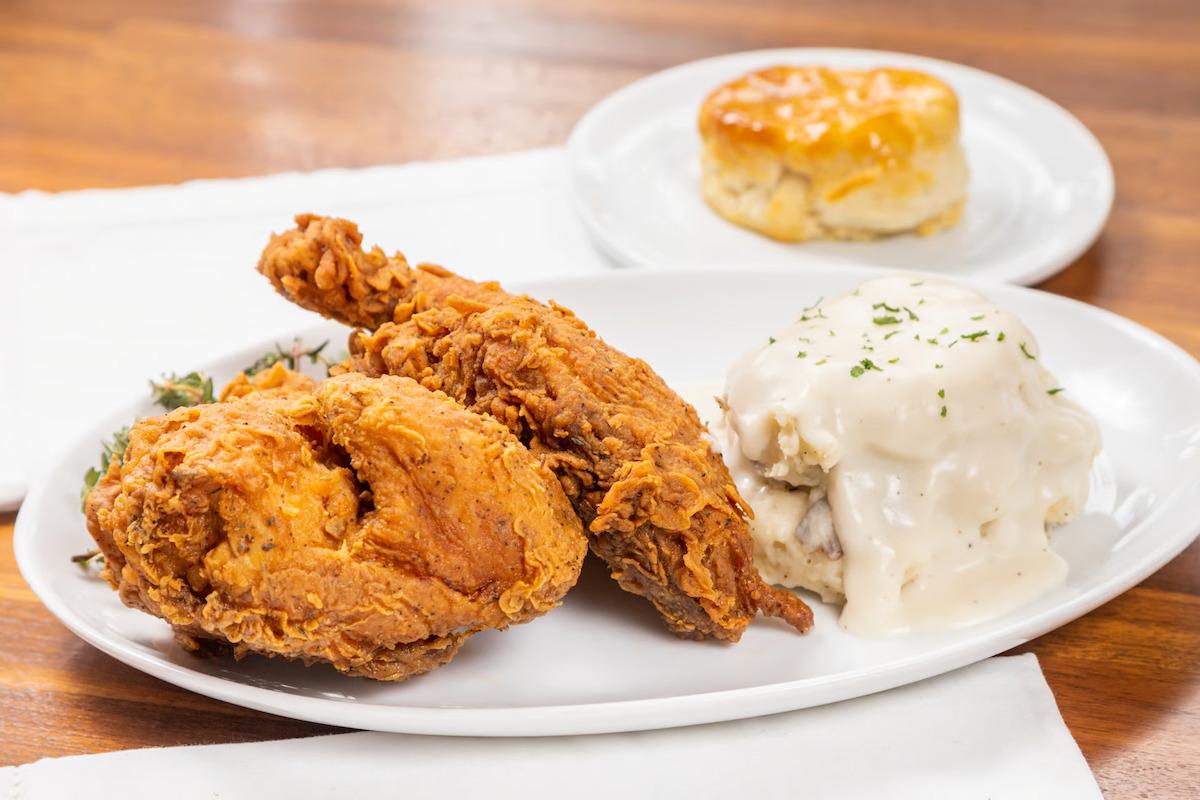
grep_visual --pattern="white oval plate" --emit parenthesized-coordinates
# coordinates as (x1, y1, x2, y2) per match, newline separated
(15, 266, 1199, 737)
(566, 49, 1114, 285)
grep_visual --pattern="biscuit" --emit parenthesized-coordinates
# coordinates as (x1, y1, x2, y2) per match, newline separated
(698, 66, 968, 242)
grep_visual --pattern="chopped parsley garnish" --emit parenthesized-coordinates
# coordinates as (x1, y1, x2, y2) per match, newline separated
(768, 336, 776, 344)
(850, 365, 864, 378)
(1020, 342, 1036, 359)
(938, 389, 945, 398)
(872, 301, 900, 313)
(940, 405, 948, 417)
(971, 315, 986, 321)
(860, 358, 882, 372)
(1046, 387, 1065, 395)
(883, 331, 901, 340)
(797, 351, 808, 359)
(873, 315, 902, 326)
(997, 332, 1007, 342)
(910, 281, 924, 287)
(961, 330, 989, 342)
(803, 296, 824, 312)
(903, 306, 920, 321)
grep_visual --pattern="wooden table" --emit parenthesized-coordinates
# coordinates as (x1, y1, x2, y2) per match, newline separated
(2, 1, 1197, 795)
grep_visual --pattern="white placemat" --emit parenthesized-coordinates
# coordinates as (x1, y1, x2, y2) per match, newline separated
(0, 148, 613, 510)
(0, 654, 1100, 800)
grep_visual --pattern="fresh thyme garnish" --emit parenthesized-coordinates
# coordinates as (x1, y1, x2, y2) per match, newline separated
(150, 372, 215, 410)
(243, 339, 334, 377)
(71, 550, 106, 571)
(80, 425, 131, 510)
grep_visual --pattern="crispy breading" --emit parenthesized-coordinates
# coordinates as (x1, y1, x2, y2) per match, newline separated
(85, 371, 587, 680)
(257, 213, 509, 329)
(258, 215, 813, 641)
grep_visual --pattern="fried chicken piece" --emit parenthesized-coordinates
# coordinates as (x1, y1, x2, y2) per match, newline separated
(257, 215, 813, 641)
(85, 370, 588, 680)
(257, 213, 510, 329)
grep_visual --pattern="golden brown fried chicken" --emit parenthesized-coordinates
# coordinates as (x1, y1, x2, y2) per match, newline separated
(85, 369, 588, 680)
(257, 212, 510, 329)
(257, 215, 813, 642)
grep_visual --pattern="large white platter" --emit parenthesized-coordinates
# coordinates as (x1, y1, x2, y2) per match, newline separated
(566, 49, 1114, 285)
(15, 266, 1199, 737)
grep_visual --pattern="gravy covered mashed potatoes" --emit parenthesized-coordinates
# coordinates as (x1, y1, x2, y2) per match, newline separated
(707, 276, 1101, 636)
(698, 66, 969, 242)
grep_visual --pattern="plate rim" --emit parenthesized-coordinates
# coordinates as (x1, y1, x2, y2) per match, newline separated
(565, 47, 1115, 285)
(15, 264, 1198, 737)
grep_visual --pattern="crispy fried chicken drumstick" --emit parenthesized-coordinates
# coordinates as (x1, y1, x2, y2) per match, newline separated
(86, 367, 588, 680)
(258, 215, 813, 641)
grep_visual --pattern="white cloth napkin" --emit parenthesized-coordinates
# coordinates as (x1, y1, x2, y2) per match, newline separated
(0, 148, 612, 510)
(0, 655, 1100, 800)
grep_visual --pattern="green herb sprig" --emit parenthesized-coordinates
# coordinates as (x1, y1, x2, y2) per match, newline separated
(242, 339, 334, 377)
(150, 372, 215, 410)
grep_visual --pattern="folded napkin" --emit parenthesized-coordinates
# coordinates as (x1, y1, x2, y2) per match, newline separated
(0, 655, 1100, 800)
(0, 148, 612, 510)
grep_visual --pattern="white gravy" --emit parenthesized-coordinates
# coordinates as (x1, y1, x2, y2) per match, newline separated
(690, 275, 1101, 637)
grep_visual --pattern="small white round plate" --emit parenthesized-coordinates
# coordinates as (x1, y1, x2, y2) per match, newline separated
(15, 267, 1199, 737)
(566, 49, 1114, 285)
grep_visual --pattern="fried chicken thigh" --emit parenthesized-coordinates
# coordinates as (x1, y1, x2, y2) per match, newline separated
(257, 215, 813, 641)
(85, 368, 587, 680)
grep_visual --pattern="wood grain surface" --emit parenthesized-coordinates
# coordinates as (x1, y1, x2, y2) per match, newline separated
(2, 1, 1197, 795)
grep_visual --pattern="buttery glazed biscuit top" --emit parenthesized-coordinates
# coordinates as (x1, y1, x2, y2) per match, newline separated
(699, 66, 961, 167)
